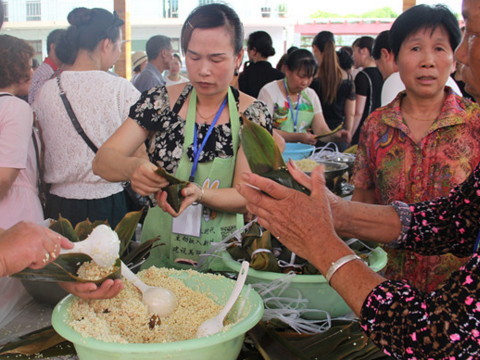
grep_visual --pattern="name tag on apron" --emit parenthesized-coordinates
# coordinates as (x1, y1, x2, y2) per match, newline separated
(172, 204, 202, 237)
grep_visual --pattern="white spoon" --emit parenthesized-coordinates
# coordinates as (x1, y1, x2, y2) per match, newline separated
(120, 262, 178, 317)
(196, 261, 250, 338)
(60, 224, 119, 268)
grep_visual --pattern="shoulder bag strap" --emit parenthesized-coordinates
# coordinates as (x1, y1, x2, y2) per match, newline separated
(360, 70, 373, 115)
(56, 75, 98, 153)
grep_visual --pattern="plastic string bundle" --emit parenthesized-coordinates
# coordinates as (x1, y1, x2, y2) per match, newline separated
(252, 273, 333, 334)
(196, 219, 258, 271)
(310, 142, 355, 164)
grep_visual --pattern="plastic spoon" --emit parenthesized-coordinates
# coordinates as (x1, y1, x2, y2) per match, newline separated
(196, 261, 250, 338)
(60, 224, 119, 268)
(120, 262, 178, 317)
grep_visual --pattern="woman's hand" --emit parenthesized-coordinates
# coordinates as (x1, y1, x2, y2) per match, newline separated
(155, 182, 203, 217)
(334, 129, 352, 144)
(130, 161, 170, 196)
(60, 279, 123, 300)
(0, 222, 72, 277)
(237, 166, 336, 260)
(298, 132, 317, 145)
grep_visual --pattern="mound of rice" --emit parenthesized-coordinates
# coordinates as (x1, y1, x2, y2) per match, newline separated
(69, 266, 225, 343)
(295, 158, 318, 172)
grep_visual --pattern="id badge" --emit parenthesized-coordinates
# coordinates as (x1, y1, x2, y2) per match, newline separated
(172, 204, 202, 237)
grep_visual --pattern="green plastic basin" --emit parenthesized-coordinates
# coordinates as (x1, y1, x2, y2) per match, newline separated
(52, 270, 264, 360)
(222, 247, 387, 319)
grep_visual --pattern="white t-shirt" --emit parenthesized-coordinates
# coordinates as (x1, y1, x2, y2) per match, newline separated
(33, 71, 140, 199)
(258, 80, 322, 132)
(381, 72, 462, 106)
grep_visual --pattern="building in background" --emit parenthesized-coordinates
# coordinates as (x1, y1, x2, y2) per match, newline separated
(2, 0, 418, 72)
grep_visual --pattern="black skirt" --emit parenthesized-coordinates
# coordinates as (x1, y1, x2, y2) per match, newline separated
(45, 191, 128, 228)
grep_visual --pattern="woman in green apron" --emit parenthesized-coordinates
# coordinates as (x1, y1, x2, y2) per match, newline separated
(258, 49, 350, 145)
(93, 3, 272, 270)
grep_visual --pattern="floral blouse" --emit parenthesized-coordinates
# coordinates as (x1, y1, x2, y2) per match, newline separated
(361, 162, 480, 359)
(129, 84, 272, 173)
(353, 89, 480, 292)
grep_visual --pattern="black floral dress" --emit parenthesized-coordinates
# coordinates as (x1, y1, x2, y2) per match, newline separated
(128, 84, 272, 174)
(360, 162, 480, 359)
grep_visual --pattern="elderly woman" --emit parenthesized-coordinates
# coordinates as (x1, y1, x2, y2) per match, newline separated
(351, 4, 480, 293)
(238, 1, 480, 358)
(93, 4, 272, 270)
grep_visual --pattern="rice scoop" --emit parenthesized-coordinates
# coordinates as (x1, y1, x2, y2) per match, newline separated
(61, 224, 120, 268)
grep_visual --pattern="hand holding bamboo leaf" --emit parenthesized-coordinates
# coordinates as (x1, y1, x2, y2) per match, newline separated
(0, 222, 72, 277)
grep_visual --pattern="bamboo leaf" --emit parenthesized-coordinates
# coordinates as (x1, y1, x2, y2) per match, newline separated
(248, 323, 308, 360)
(0, 326, 76, 359)
(74, 219, 95, 240)
(11, 254, 120, 284)
(155, 167, 184, 185)
(240, 116, 285, 175)
(48, 216, 79, 242)
(122, 237, 164, 267)
(262, 168, 310, 195)
(155, 167, 189, 212)
(315, 122, 344, 140)
(115, 209, 144, 255)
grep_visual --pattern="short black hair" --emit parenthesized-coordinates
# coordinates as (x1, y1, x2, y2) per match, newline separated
(372, 30, 390, 60)
(47, 29, 66, 53)
(181, 3, 243, 55)
(146, 35, 171, 61)
(247, 31, 275, 58)
(337, 48, 353, 71)
(352, 36, 375, 55)
(390, 4, 461, 59)
(284, 49, 317, 78)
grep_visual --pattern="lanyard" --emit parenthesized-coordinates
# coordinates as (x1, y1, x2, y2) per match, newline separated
(283, 78, 302, 133)
(189, 96, 228, 182)
(474, 231, 480, 253)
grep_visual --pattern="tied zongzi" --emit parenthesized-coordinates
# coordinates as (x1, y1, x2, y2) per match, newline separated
(155, 167, 189, 213)
(240, 116, 309, 195)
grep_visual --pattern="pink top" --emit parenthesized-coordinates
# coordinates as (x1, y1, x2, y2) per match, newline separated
(0, 93, 43, 228)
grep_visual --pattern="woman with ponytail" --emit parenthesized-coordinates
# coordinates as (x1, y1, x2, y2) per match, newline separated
(32, 7, 140, 229)
(311, 31, 355, 149)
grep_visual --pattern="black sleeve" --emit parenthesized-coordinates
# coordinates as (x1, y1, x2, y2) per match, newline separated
(355, 72, 369, 97)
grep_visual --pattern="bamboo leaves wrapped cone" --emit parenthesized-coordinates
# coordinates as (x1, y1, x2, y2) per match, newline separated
(155, 167, 189, 213)
(240, 116, 310, 195)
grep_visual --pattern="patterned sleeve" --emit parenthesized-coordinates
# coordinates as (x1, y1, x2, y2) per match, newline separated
(392, 162, 480, 258)
(243, 100, 273, 134)
(128, 86, 169, 132)
(360, 253, 480, 359)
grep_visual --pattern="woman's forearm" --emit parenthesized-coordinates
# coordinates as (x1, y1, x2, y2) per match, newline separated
(306, 233, 386, 315)
(333, 198, 401, 244)
(93, 147, 147, 182)
(200, 187, 247, 214)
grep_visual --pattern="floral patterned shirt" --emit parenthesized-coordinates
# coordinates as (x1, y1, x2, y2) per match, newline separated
(353, 89, 480, 291)
(361, 162, 480, 359)
(129, 84, 272, 173)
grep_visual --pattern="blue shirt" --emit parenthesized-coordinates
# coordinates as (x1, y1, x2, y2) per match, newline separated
(133, 62, 165, 93)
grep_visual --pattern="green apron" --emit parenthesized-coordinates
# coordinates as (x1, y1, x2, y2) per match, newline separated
(279, 90, 315, 133)
(140, 87, 243, 270)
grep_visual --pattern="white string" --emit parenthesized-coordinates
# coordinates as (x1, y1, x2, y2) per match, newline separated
(196, 219, 258, 271)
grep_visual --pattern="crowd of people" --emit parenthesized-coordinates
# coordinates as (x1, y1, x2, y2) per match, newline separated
(1, 0, 480, 358)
